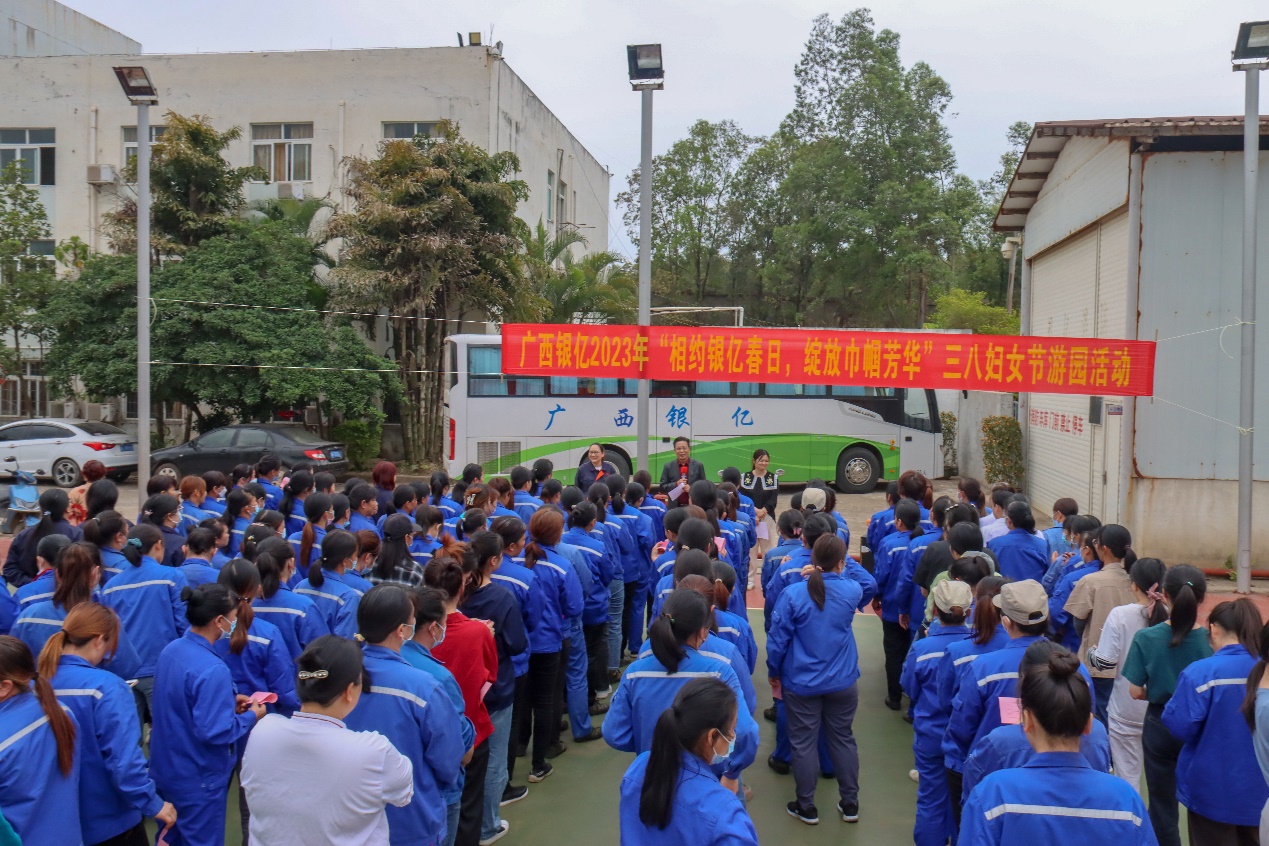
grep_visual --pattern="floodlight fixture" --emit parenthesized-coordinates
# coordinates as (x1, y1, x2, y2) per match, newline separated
(112, 66, 157, 104)
(1233, 21, 1269, 67)
(627, 44, 664, 82)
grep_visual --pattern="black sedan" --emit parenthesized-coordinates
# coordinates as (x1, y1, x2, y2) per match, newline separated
(150, 424, 350, 480)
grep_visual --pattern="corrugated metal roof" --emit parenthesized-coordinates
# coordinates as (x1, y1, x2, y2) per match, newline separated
(993, 115, 1269, 232)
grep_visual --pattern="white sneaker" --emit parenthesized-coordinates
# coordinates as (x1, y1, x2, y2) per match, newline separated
(747, 578, 755, 590)
(596, 685, 612, 700)
(908, 769, 919, 783)
(479, 820, 510, 845)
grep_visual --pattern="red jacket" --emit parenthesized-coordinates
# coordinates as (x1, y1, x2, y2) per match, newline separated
(431, 610, 499, 745)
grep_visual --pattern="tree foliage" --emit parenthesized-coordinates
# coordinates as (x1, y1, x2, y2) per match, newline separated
(328, 121, 530, 464)
(41, 221, 395, 427)
(0, 163, 55, 410)
(520, 219, 636, 324)
(623, 9, 1031, 330)
(928, 287, 1019, 335)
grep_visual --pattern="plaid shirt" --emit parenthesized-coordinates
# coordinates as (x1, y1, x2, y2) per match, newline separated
(366, 558, 427, 589)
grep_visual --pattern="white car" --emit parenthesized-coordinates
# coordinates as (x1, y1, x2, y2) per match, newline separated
(0, 418, 138, 487)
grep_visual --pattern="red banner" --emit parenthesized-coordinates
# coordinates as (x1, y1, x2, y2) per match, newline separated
(500, 325, 1156, 397)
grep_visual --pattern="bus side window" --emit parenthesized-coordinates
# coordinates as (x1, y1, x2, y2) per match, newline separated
(902, 388, 932, 432)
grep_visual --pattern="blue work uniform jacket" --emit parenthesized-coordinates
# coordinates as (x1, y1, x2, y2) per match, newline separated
(0, 689, 81, 845)
(591, 517, 625, 583)
(98, 545, 129, 582)
(604, 645, 758, 780)
(101, 556, 189, 677)
(636, 498, 667, 546)
(832, 510, 851, 548)
(348, 512, 382, 538)
(0, 576, 15, 635)
(284, 501, 307, 537)
(227, 516, 250, 558)
(400, 640, 476, 807)
(433, 495, 463, 520)
(287, 523, 327, 581)
(258, 479, 283, 511)
(51, 654, 163, 844)
(13, 568, 55, 609)
(149, 631, 258, 793)
(213, 617, 301, 717)
(563, 527, 616, 625)
(411, 534, 441, 569)
(959, 752, 1156, 846)
(15, 598, 142, 680)
(767, 572, 864, 696)
(987, 528, 1049, 583)
(961, 721, 1110, 801)
(610, 505, 653, 588)
(1042, 550, 1079, 595)
(251, 585, 330, 660)
(513, 490, 542, 523)
(619, 751, 759, 846)
(526, 545, 584, 654)
(874, 529, 915, 623)
(180, 500, 214, 534)
(946, 635, 1094, 768)
(295, 570, 361, 638)
(761, 540, 800, 597)
(865, 506, 895, 556)
(714, 607, 758, 674)
(652, 548, 677, 582)
(901, 623, 971, 749)
(639, 634, 757, 716)
(492, 555, 542, 678)
(765, 546, 876, 630)
(1050, 561, 1100, 652)
(156, 525, 185, 567)
(343, 644, 465, 846)
(460, 580, 528, 712)
(202, 496, 226, 516)
(1042, 523, 1071, 560)
(1163, 644, 1268, 826)
(939, 625, 1010, 770)
(904, 528, 943, 622)
(178, 557, 220, 588)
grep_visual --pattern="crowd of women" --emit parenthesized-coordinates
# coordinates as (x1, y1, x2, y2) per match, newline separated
(0, 446, 1266, 846)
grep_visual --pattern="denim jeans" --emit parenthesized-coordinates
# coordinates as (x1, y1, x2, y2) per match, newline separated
(444, 801, 460, 846)
(564, 619, 593, 738)
(606, 578, 625, 671)
(481, 703, 513, 841)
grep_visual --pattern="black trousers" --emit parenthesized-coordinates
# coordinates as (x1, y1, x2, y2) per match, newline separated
(455, 736, 490, 846)
(1187, 809, 1260, 846)
(584, 622, 608, 699)
(508, 674, 529, 782)
(553, 639, 570, 743)
(1143, 702, 1185, 846)
(91, 822, 149, 846)
(527, 651, 562, 770)
(946, 768, 964, 830)
(881, 619, 912, 704)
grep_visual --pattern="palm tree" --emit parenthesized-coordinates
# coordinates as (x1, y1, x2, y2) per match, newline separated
(542, 250, 636, 324)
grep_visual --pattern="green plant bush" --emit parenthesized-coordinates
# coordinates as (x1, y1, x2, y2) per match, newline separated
(981, 415, 1024, 490)
(940, 411, 958, 476)
(331, 419, 383, 471)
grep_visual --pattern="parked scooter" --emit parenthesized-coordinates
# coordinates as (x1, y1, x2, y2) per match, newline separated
(0, 457, 40, 535)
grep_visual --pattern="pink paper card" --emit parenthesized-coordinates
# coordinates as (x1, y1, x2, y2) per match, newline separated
(755, 521, 769, 540)
(998, 696, 1022, 725)
(248, 692, 278, 705)
(480, 681, 493, 700)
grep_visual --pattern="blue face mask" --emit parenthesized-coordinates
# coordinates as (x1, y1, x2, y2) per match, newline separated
(221, 618, 236, 639)
(432, 623, 446, 648)
(710, 730, 736, 766)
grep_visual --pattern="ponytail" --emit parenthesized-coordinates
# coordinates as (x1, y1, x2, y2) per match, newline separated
(972, 576, 1008, 645)
(254, 537, 293, 600)
(640, 678, 737, 829)
(310, 529, 358, 589)
(52, 543, 99, 610)
(122, 524, 162, 566)
(82, 510, 128, 548)
(429, 472, 450, 507)
(1129, 557, 1169, 628)
(217, 559, 260, 655)
(279, 471, 314, 520)
(525, 509, 564, 569)
(808, 534, 846, 611)
(1163, 564, 1206, 647)
(1098, 524, 1137, 569)
(453, 509, 486, 542)
(37, 602, 120, 681)
(607, 476, 628, 514)
(895, 500, 923, 540)
(648, 590, 709, 674)
(0, 636, 75, 775)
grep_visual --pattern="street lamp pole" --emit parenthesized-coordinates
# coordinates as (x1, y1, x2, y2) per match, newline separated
(1233, 23, 1268, 594)
(113, 66, 158, 482)
(628, 44, 663, 475)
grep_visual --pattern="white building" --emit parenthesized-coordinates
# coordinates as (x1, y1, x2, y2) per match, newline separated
(996, 116, 1269, 567)
(0, 0, 611, 420)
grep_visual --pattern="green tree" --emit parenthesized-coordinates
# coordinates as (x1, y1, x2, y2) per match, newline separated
(0, 162, 55, 413)
(928, 287, 1019, 335)
(541, 251, 636, 324)
(328, 122, 531, 465)
(103, 112, 265, 258)
(616, 120, 756, 303)
(42, 221, 395, 430)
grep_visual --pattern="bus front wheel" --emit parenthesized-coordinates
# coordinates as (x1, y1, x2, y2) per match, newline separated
(836, 446, 881, 494)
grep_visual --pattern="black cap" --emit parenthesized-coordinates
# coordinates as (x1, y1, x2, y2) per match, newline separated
(383, 513, 421, 541)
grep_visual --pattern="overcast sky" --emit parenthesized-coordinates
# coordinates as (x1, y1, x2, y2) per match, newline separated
(69, 0, 1265, 258)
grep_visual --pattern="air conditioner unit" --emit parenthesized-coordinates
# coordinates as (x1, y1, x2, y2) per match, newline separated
(85, 403, 112, 422)
(87, 164, 117, 185)
(62, 401, 77, 418)
(277, 182, 306, 200)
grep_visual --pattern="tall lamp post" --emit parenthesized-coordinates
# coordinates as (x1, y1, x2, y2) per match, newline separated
(628, 44, 663, 475)
(1233, 23, 1268, 595)
(113, 66, 158, 483)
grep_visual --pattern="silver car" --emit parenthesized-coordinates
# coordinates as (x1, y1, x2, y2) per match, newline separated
(0, 418, 138, 487)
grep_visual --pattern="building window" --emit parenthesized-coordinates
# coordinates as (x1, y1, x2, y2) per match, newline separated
(383, 122, 440, 140)
(26, 240, 54, 257)
(0, 360, 49, 417)
(0, 128, 55, 186)
(557, 178, 568, 225)
(547, 170, 554, 223)
(122, 125, 167, 169)
(251, 123, 313, 182)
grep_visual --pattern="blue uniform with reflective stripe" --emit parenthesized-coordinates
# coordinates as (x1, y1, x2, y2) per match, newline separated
(0, 689, 80, 845)
(101, 555, 189, 677)
(179, 557, 220, 588)
(513, 490, 542, 523)
(1163, 644, 1268, 826)
(901, 623, 971, 846)
(638, 633, 756, 716)
(251, 585, 330, 660)
(760, 539, 800, 599)
(563, 527, 615, 625)
(401, 641, 475, 806)
(874, 529, 914, 622)
(14, 569, 55, 609)
(492, 555, 542, 677)
(636, 498, 667, 545)
(767, 571, 863, 696)
(213, 617, 301, 718)
(286, 524, 327, 581)
(619, 751, 759, 846)
(150, 631, 258, 846)
(227, 516, 250, 558)
(14, 598, 142, 680)
(764, 546, 876, 631)
(294, 570, 361, 638)
(1042, 524, 1071, 560)
(714, 607, 757, 674)
(51, 654, 163, 844)
(434, 495, 462, 520)
(939, 625, 1009, 771)
(961, 721, 1110, 801)
(904, 528, 942, 622)
(258, 479, 283, 511)
(0, 575, 16, 635)
(987, 528, 1049, 583)
(959, 752, 1156, 846)
(343, 644, 465, 846)
(603, 645, 759, 779)
(98, 545, 128, 582)
(526, 545, 584, 654)
(1050, 562, 1099, 652)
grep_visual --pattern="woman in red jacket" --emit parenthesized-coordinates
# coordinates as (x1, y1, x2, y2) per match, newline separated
(424, 553, 499, 846)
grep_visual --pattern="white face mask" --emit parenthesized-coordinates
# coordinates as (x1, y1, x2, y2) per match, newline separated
(710, 729, 736, 766)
